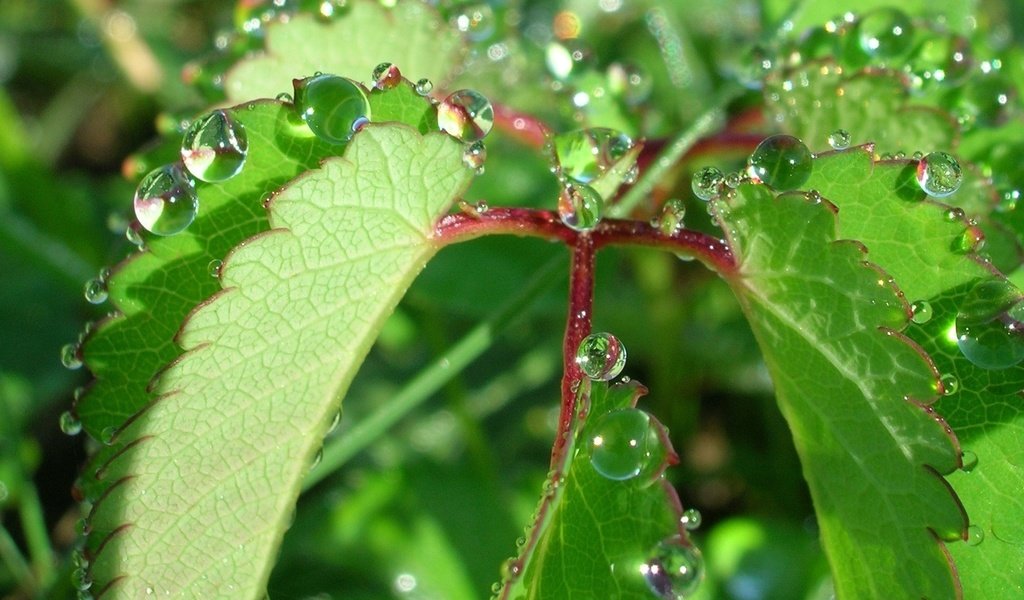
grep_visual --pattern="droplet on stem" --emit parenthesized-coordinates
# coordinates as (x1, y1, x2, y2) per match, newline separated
(916, 152, 962, 198)
(133, 164, 199, 236)
(552, 128, 634, 184)
(437, 89, 494, 142)
(180, 109, 249, 182)
(576, 332, 626, 380)
(657, 199, 686, 236)
(558, 182, 603, 232)
(691, 166, 724, 201)
(293, 74, 372, 144)
(747, 135, 813, 191)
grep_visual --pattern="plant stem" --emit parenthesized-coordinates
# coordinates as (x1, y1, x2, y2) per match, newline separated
(304, 256, 563, 491)
(0, 522, 35, 595)
(18, 482, 55, 589)
(595, 218, 735, 274)
(434, 207, 573, 245)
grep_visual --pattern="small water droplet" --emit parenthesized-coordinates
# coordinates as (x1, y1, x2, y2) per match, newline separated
(83, 274, 109, 305)
(827, 128, 851, 150)
(133, 164, 199, 236)
(916, 152, 962, 198)
(371, 62, 402, 90)
(60, 411, 83, 436)
(552, 128, 634, 185)
(691, 166, 724, 201)
(72, 567, 92, 591)
(208, 259, 223, 278)
(640, 537, 704, 599)
(294, 74, 372, 144)
(311, 447, 323, 470)
(558, 182, 603, 232)
(967, 524, 984, 545)
(327, 409, 342, 434)
(61, 343, 83, 370)
(437, 89, 494, 142)
(462, 140, 487, 172)
(125, 224, 145, 247)
(588, 408, 658, 481)
(910, 300, 933, 324)
(181, 109, 248, 182)
(680, 508, 702, 530)
(414, 78, 433, 95)
(100, 426, 118, 445)
(275, 92, 293, 103)
(955, 279, 1024, 369)
(939, 373, 959, 395)
(657, 199, 686, 236)
(944, 207, 966, 222)
(747, 134, 813, 191)
(855, 8, 914, 60)
(724, 172, 743, 189)
(576, 332, 626, 381)
(450, 2, 494, 42)
(961, 450, 978, 472)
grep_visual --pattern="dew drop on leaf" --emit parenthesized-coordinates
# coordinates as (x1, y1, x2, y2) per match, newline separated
(437, 89, 494, 142)
(576, 332, 626, 380)
(133, 164, 199, 236)
(954, 279, 1024, 370)
(691, 166, 723, 201)
(61, 342, 82, 370)
(588, 408, 654, 481)
(961, 450, 978, 473)
(462, 140, 487, 172)
(72, 567, 92, 591)
(125, 224, 145, 248)
(939, 373, 959, 395)
(827, 128, 851, 150)
(558, 181, 603, 232)
(724, 172, 743, 189)
(371, 62, 402, 90)
(450, 2, 495, 42)
(414, 78, 433, 95)
(916, 152, 962, 198)
(60, 411, 83, 436)
(657, 199, 686, 236)
(910, 300, 933, 324)
(294, 74, 372, 144)
(747, 135, 813, 191)
(100, 426, 118, 445)
(83, 275, 108, 305)
(855, 8, 914, 60)
(552, 127, 634, 184)
(680, 508, 702, 531)
(966, 524, 985, 546)
(180, 109, 248, 182)
(640, 537, 704, 599)
(208, 259, 223, 278)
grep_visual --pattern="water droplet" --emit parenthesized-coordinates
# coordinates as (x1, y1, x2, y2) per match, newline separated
(724, 172, 743, 189)
(72, 566, 92, 591)
(450, 2, 494, 42)
(100, 426, 118, 445)
(961, 450, 978, 472)
(588, 408, 658, 481)
(939, 373, 959, 395)
(691, 166, 723, 201)
(558, 182, 603, 232)
(327, 409, 342, 434)
(955, 279, 1024, 369)
(437, 89, 494, 142)
(61, 343, 83, 370)
(180, 110, 248, 182)
(414, 78, 433, 95)
(83, 277, 108, 304)
(311, 447, 323, 469)
(133, 164, 199, 236)
(275, 91, 293, 103)
(371, 62, 402, 90)
(916, 152, 962, 198)
(576, 332, 626, 381)
(294, 74, 372, 144)
(747, 135, 813, 191)
(125, 224, 144, 247)
(462, 140, 487, 172)
(208, 259, 223, 278)
(657, 200, 686, 236)
(944, 207, 966, 222)
(640, 537, 704, 599)
(855, 8, 914, 60)
(60, 411, 83, 436)
(827, 128, 851, 150)
(680, 508, 702, 530)
(967, 524, 984, 545)
(552, 128, 634, 185)
(606, 62, 652, 106)
(910, 300, 933, 324)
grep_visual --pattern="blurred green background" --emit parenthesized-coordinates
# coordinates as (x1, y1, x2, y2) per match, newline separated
(2, 0, 1020, 598)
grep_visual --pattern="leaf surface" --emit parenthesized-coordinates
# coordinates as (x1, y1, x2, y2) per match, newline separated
(83, 124, 472, 597)
(716, 182, 965, 599)
(226, 0, 464, 103)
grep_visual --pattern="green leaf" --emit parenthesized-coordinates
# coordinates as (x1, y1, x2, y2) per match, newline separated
(762, 0, 976, 35)
(84, 124, 473, 597)
(225, 0, 464, 103)
(500, 381, 695, 600)
(804, 149, 1024, 598)
(716, 182, 965, 599)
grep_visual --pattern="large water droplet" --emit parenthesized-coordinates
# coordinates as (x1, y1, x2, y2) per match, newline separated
(552, 128, 634, 185)
(558, 182, 603, 232)
(133, 164, 199, 236)
(955, 279, 1024, 369)
(60, 411, 83, 436)
(916, 152, 962, 198)
(855, 8, 914, 60)
(294, 74, 372, 144)
(61, 343, 83, 370)
(691, 166, 724, 201)
(747, 135, 813, 191)
(576, 332, 626, 380)
(181, 109, 248, 182)
(371, 62, 402, 90)
(437, 89, 494, 142)
(641, 537, 704, 599)
(450, 2, 495, 42)
(827, 129, 851, 150)
(588, 408, 657, 481)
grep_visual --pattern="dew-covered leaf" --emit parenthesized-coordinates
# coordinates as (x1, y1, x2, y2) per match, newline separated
(83, 124, 472, 597)
(226, 0, 464, 103)
(805, 149, 1024, 598)
(716, 182, 965, 599)
(499, 380, 696, 600)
